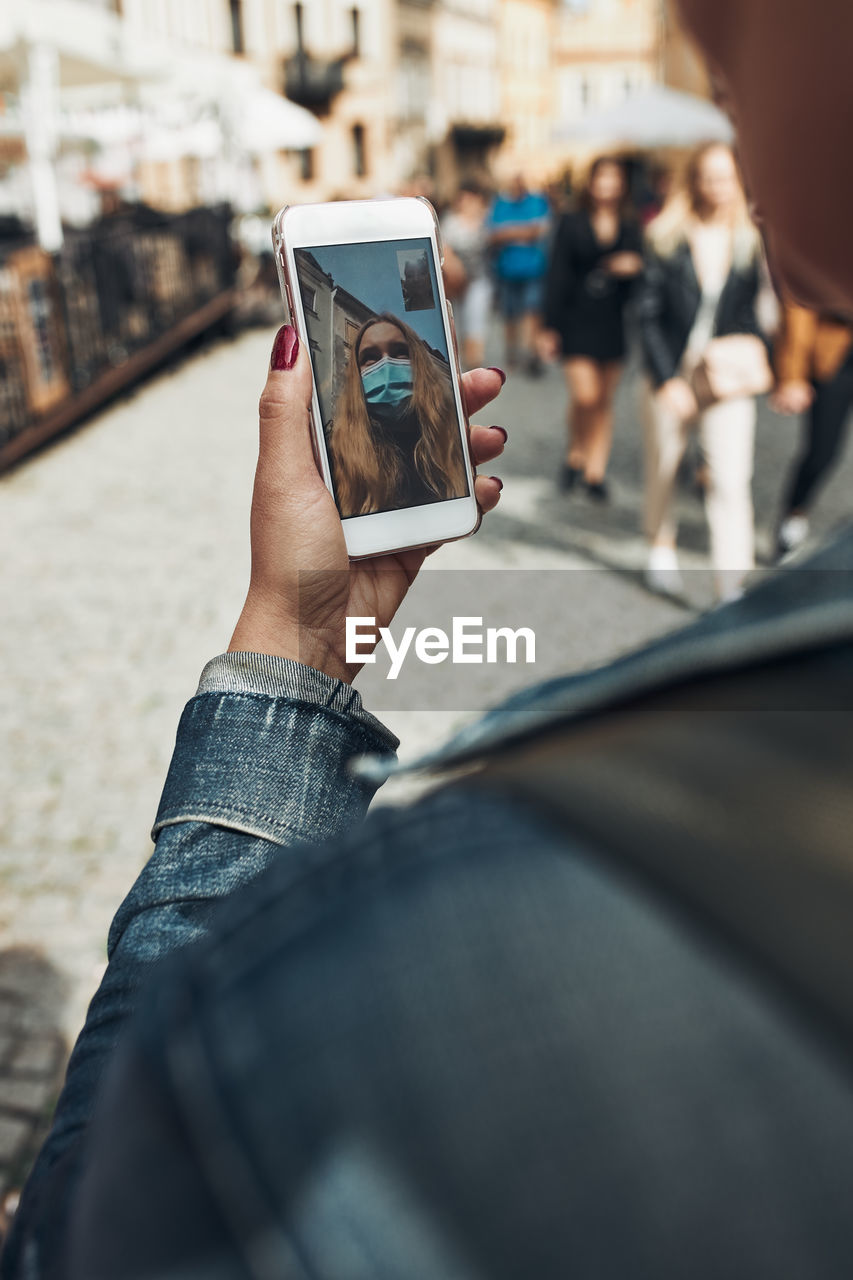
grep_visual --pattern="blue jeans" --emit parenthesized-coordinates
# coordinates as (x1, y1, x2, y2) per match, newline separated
(497, 275, 544, 321)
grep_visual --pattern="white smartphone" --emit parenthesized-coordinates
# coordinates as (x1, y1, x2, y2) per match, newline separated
(272, 197, 480, 560)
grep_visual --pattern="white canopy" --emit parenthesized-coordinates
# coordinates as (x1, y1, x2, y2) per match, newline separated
(60, 105, 146, 148)
(555, 84, 734, 148)
(63, 87, 323, 159)
(229, 86, 323, 154)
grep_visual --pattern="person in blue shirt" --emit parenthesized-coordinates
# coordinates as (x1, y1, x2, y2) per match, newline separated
(488, 174, 550, 375)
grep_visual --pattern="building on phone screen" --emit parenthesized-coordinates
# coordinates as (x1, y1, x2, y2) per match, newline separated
(296, 251, 373, 431)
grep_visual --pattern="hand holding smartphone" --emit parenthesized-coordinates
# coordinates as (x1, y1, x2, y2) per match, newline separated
(273, 197, 480, 559)
(227, 200, 504, 684)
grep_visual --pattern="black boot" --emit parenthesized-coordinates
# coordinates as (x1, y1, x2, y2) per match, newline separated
(584, 479, 610, 503)
(559, 464, 583, 493)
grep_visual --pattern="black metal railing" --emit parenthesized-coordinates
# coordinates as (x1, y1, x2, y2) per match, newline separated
(0, 205, 236, 454)
(283, 52, 346, 113)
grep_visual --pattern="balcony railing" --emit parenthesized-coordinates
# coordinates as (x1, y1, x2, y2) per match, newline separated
(283, 52, 346, 114)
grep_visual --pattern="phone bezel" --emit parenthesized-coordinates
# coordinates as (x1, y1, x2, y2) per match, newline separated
(272, 198, 479, 560)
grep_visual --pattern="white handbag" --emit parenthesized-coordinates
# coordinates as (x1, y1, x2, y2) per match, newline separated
(691, 333, 774, 409)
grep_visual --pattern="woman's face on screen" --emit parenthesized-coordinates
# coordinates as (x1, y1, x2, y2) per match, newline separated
(357, 322, 410, 371)
(357, 321, 415, 411)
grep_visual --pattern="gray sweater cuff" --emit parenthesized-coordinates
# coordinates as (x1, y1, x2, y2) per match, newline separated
(197, 652, 399, 753)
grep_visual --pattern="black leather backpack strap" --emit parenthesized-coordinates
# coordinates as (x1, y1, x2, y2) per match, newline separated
(472, 640, 853, 1058)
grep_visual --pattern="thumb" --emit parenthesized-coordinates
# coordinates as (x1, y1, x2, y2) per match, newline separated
(257, 324, 322, 487)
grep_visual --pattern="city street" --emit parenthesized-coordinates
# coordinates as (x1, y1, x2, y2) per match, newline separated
(2, 320, 852, 1205)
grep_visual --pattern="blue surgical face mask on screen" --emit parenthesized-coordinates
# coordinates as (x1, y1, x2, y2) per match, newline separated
(360, 355, 414, 408)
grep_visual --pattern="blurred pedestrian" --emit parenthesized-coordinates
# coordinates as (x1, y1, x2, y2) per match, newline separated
(772, 301, 853, 557)
(639, 142, 771, 602)
(488, 174, 549, 376)
(441, 181, 493, 370)
(542, 157, 644, 500)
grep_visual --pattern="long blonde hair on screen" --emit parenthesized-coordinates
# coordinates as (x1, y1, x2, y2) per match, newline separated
(330, 312, 467, 518)
(646, 141, 761, 268)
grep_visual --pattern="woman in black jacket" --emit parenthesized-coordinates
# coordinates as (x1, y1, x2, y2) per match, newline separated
(543, 158, 644, 499)
(639, 142, 768, 602)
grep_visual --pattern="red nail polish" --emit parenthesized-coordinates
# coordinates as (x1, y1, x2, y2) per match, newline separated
(491, 476, 503, 490)
(492, 425, 508, 443)
(271, 324, 299, 371)
(488, 366, 507, 386)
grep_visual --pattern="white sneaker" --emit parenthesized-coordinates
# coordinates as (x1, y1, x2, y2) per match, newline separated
(777, 514, 810, 559)
(645, 545, 684, 598)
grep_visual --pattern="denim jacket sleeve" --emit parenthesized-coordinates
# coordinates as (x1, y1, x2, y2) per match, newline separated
(1, 655, 397, 1278)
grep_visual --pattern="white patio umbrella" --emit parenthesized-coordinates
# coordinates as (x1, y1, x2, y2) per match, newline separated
(140, 117, 223, 162)
(230, 86, 323, 154)
(555, 84, 733, 148)
(60, 104, 146, 148)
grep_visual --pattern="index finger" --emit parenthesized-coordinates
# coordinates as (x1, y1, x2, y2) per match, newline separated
(461, 367, 506, 418)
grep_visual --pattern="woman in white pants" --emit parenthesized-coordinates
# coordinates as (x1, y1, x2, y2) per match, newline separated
(639, 143, 768, 602)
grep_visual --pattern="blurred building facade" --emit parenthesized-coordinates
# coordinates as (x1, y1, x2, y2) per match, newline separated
(554, 0, 660, 148)
(118, 0, 406, 204)
(294, 247, 373, 424)
(0, 0, 712, 222)
(659, 0, 710, 96)
(428, 0, 503, 200)
(496, 0, 556, 187)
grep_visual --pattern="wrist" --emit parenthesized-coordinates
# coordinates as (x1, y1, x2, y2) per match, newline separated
(229, 600, 354, 685)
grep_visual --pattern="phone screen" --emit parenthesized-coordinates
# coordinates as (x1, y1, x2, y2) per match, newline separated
(293, 237, 470, 520)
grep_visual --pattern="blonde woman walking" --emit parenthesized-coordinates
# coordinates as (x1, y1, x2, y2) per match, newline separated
(639, 142, 770, 602)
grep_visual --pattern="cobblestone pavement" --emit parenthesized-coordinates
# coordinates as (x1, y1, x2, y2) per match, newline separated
(1, 321, 852, 1214)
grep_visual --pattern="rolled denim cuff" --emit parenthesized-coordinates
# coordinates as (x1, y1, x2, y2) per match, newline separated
(197, 652, 398, 749)
(153, 675, 398, 847)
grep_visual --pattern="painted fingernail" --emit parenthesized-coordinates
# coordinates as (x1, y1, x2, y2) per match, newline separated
(490, 476, 503, 490)
(488, 366, 507, 386)
(491, 426, 508, 443)
(271, 324, 299, 371)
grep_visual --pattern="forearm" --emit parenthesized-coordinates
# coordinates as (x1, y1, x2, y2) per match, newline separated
(606, 252, 644, 278)
(637, 261, 679, 386)
(490, 221, 544, 246)
(775, 303, 818, 383)
(3, 657, 396, 1273)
